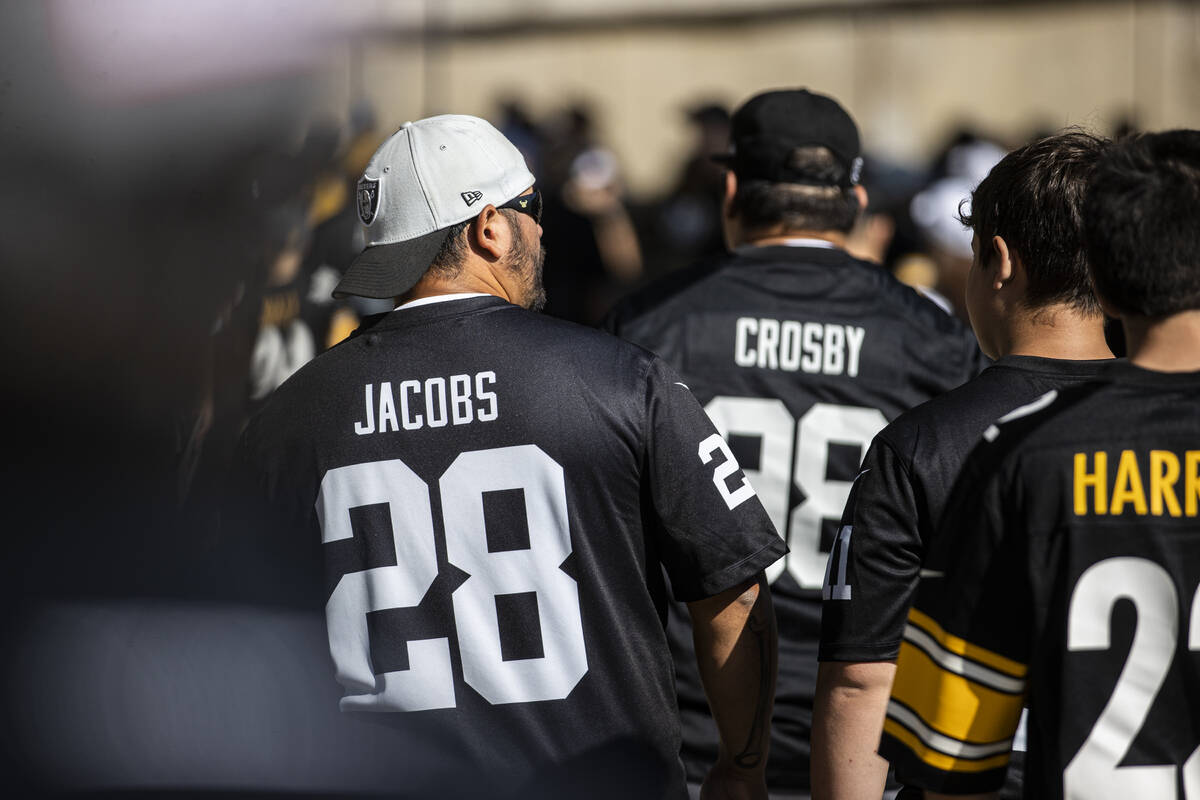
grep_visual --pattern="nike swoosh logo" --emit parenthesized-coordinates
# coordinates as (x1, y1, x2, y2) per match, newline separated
(855, 468, 871, 481)
(674, 381, 690, 390)
(918, 569, 945, 578)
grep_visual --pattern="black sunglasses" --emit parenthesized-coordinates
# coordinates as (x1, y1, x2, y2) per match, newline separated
(498, 190, 542, 225)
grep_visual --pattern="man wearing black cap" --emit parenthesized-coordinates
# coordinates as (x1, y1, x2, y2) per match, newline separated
(604, 89, 986, 798)
(234, 114, 786, 799)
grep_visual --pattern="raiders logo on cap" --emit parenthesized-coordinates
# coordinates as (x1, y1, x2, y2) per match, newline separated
(358, 178, 380, 225)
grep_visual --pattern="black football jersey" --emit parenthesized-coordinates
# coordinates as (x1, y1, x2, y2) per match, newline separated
(237, 295, 785, 799)
(820, 356, 1113, 663)
(603, 244, 986, 788)
(880, 362, 1200, 799)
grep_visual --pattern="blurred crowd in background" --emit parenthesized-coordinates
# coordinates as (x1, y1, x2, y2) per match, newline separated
(0, 0, 1182, 793)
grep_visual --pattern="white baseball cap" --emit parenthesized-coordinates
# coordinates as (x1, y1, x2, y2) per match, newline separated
(333, 114, 535, 299)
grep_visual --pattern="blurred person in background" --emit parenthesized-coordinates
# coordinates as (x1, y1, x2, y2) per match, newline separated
(247, 116, 385, 416)
(879, 127, 1200, 800)
(604, 88, 986, 800)
(906, 131, 1007, 318)
(235, 114, 785, 799)
(539, 103, 643, 324)
(646, 102, 733, 277)
(497, 98, 545, 179)
(814, 129, 1114, 800)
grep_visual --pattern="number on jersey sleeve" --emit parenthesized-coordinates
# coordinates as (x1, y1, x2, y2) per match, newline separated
(703, 396, 885, 589)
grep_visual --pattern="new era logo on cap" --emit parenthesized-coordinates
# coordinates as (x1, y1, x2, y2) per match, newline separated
(461, 191, 483, 207)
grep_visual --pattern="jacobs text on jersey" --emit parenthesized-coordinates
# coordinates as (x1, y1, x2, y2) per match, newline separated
(355, 371, 499, 434)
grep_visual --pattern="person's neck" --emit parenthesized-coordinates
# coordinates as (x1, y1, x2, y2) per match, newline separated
(1122, 310, 1200, 372)
(398, 268, 514, 307)
(738, 229, 848, 249)
(999, 306, 1113, 361)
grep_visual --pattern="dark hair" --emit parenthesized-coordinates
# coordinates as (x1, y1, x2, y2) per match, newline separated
(958, 129, 1109, 315)
(428, 218, 473, 277)
(731, 147, 860, 234)
(1084, 129, 1200, 317)
(428, 209, 528, 277)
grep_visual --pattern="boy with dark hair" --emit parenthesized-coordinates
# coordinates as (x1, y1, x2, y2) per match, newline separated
(880, 129, 1200, 799)
(814, 130, 1114, 800)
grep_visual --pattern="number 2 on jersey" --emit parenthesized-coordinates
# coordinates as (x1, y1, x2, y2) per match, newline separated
(317, 445, 588, 712)
(704, 397, 886, 588)
(1065, 557, 1200, 799)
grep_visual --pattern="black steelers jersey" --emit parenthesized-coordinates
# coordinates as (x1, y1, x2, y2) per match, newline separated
(236, 295, 785, 799)
(820, 356, 1113, 663)
(603, 244, 986, 788)
(880, 362, 1200, 799)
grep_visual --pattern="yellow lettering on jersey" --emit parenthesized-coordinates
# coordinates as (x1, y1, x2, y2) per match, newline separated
(1187, 451, 1200, 517)
(1074, 452, 1108, 515)
(1150, 451, 1182, 517)
(1110, 449, 1148, 515)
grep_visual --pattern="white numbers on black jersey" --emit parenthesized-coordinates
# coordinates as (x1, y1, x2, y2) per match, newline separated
(704, 397, 886, 589)
(1064, 557, 1200, 799)
(699, 433, 757, 510)
(316, 445, 588, 712)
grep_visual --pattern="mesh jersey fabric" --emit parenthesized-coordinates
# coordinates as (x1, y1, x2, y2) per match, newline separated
(881, 362, 1200, 798)
(820, 355, 1114, 663)
(603, 244, 986, 789)
(236, 295, 785, 799)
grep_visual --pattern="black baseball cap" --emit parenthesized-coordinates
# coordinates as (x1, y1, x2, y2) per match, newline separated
(715, 88, 862, 187)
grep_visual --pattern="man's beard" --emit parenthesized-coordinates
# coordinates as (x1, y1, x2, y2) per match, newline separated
(505, 225, 548, 312)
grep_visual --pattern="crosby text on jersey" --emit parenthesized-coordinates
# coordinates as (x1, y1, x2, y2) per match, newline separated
(734, 317, 866, 377)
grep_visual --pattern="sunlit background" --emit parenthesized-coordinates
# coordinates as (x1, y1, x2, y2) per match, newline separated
(2, 0, 1197, 795)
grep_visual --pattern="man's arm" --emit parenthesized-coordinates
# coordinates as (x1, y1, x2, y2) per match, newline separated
(816, 436, 924, 800)
(687, 573, 776, 800)
(811, 660, 895, 800)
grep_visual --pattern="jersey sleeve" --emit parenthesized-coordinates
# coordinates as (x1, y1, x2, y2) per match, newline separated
(640, 356, 787, 602)
(819, 435, 923, 662)
(879, 450, 1031, 795)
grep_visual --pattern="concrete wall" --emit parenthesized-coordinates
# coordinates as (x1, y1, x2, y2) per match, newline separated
(311, 0, 1200, 197)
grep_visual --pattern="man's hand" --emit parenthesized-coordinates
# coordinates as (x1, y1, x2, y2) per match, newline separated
(688, 573, 776, 800)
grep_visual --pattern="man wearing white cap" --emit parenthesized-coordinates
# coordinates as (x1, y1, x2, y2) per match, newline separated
(235, 114, 786, 799)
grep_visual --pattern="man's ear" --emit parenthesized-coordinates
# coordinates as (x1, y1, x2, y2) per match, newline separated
(723, 170, 738, 215)
(468, 205, 510, 261)
(853, 184, 869, 212)
(990, 235, 1018, 288)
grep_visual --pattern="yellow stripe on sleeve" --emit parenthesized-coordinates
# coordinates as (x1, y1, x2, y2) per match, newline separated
(891, 640, 1025, 746)
(907, 607, 1028, 679)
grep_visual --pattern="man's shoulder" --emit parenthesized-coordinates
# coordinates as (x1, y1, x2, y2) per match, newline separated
(877, 361, 1041, 447)
(957, 379, 1116, 489)
(606, 245, 972, 336)
(878, 358, 1109, 460)
(603, 253, 733, 335)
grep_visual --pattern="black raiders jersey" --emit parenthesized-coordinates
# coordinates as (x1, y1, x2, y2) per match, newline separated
(820, 356, 1113, 663)
(880, 362, 1200, 799)
(603, 244, 986, 788)
(236, 295, 785, 799)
